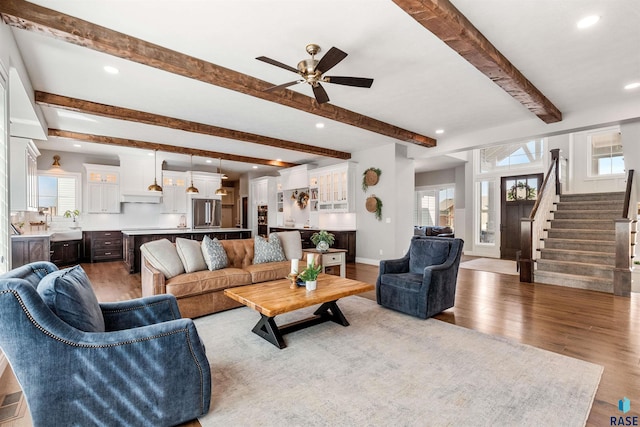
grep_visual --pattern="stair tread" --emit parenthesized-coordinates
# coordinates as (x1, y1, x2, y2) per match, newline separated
(539, 248, 615, 257)
(542, 237, 616, 244)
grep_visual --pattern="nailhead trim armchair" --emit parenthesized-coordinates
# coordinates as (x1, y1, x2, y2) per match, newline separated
(0, 262, 211, 426)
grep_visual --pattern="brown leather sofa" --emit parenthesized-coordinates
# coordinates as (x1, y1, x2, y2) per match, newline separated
(142, 238, 291, 318)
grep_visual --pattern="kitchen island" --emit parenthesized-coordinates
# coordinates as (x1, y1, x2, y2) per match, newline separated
(122, 227, 252, 273)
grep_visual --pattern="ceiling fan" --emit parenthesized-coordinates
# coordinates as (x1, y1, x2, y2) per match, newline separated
(256, 44, 374, 104)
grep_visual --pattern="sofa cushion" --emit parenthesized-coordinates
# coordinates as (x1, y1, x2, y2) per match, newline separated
(38, 265, 105, 332)
(165, 268, 251, 298)
(275, 231, 303, 260)
(201, 235, 229, 271)
(244, 260, 291, 284)
(409, 239, 451, 274)
(140, 238, 185, 279)
(176, 237, 207, 273)
(253, 234, 286, 264)
(220, 239, 254, 269)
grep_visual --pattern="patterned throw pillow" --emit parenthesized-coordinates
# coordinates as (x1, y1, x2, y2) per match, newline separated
(201, 235, 229, 271)
(253, 234, 286, 264)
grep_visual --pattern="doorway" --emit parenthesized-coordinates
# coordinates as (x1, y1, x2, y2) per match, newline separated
(500, 173, 542, 260)
(241, 196, 248, 229)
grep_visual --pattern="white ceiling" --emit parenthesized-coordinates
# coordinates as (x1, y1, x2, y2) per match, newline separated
(7, 0, 640, 178)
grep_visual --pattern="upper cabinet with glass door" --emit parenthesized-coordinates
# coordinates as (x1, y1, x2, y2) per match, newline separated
(84, 164, 120, 213)
(312, 162, 356, 213)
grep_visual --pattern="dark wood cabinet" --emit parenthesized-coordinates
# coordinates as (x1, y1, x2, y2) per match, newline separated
(50, 240, 81, 267)
(270, 228, 356, 263)
(83, 231, 123, 263)
(123, 230, 252, 273)
(11, 237, 49, 268)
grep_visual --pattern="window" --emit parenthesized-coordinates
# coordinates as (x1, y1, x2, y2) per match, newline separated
(504, 176, 539, 202)
(478, 180, 496, 244)
(588, 129, 624, 176)
(414, 186, 454, 227)
(479, 139, 545, 173)
(38, 172, 80, 215)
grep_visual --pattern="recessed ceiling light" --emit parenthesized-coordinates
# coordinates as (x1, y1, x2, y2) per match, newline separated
(205, 159, 212, 163)
(624, 82, 640, 90)
(148, 152, 154, 156)
(252, 166, 258, 169)
(435, 129, 445, 135)
(73, 144, 81, 148)
(577, 15, 600, 29)
(315, 123, 325, 129)
(276, 158, 282, 162)
(104, 65, 119, 74)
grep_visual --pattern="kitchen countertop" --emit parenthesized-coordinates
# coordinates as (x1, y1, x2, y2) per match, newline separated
(121, 227, 251, 236)
(270, 226, 356, 231)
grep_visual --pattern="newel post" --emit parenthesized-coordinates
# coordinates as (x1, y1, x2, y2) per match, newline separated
(550, 148, 561, 196)
(519, 219, 534, 282)
(613, 218, 632, 297)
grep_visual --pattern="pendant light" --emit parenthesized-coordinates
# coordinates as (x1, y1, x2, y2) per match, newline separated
(185, 155, 199, 194)
(147, 150, 163, 192)
(215, 157, 228, 196)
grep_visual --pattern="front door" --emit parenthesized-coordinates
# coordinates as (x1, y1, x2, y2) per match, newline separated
(500, 174, 543, 260)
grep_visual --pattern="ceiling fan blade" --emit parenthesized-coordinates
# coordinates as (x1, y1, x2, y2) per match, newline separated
(256, 56, 299, 74)
(325, 76, 374, 88)
(265, 80, 302, 92)
(315, 47, 348, 74)
(312, 83, 330, 104)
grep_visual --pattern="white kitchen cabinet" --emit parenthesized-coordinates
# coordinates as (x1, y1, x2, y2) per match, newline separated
(250, 177, 270, 206)
(312, 162, 356, 213)
(188, 171, 221, 199)
(162, 171, 187, 213)
(84, 164, 120, 213)
(10, 137, 39, 212)
(249, 176, 278, 234)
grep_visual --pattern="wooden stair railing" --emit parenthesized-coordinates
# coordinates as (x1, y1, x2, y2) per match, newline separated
(519, 149, 561, 282)
(614, 169, 636, 296)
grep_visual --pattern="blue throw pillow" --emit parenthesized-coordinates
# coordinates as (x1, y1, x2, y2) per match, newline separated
(38, 265, 105, 332)
(201, 235, 229, 271)
(253, 234, 286, 264)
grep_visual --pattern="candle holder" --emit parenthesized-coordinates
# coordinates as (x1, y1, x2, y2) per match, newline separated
(287, 273, 299, 289)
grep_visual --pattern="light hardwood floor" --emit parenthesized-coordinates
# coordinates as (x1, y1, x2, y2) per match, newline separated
(1, 260, 639, 426)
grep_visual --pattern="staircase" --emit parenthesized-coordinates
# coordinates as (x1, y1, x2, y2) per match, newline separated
(534, 192, 625, 293)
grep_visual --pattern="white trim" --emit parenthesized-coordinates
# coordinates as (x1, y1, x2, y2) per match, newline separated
(585, 125, 624, 179)
(356, 257, 380, 266)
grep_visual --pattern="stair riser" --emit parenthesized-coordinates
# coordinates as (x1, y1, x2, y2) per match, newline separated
(543, 240, 616, 251)
(539, 251, 615, 266)
(536, 261, 613, 278)
(555, 203, 624, 211)
(534, 271, 613, 293)
(551, 220, 615, 230)
(546, 230, 616, 241)
(560, 193, 625, 202)
(553, 211, 619, 220)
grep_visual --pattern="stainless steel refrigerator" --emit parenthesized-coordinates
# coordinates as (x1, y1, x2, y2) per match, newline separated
(192, 198, 222, 229)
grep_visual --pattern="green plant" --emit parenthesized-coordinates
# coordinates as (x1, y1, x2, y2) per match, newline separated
(298, 264, 322, 282)
(362, 167, 382, 192)
(64, 209, 80, 221)
(366, 196, 383, 221)
(310, 230, 335, 246)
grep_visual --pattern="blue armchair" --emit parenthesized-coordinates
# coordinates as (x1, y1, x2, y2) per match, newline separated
(376, 236, 464, 319)
(0, 262, 211, 427)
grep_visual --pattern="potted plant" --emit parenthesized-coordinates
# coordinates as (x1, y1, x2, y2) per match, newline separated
(298, 263, 322, 291)
(64, 209, 80, 227)
(311, 230, 335, 252)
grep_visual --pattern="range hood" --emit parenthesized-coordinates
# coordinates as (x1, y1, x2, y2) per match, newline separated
(120, 191, 163, 204)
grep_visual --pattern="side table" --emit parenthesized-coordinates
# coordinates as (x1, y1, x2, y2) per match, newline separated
(303, 248, 347, 278)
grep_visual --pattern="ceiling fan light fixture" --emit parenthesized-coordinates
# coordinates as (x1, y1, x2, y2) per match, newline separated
(577, 15, 600, 29)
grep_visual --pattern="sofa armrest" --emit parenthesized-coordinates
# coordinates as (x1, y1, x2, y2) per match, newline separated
(101, 294, 182, 330)
(141, 256, 167, 297)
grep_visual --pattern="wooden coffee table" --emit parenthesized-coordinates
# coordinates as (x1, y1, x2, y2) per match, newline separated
(224, 274, 374, 349)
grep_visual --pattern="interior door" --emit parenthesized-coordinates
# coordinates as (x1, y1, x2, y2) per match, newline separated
(500, 174, 543, 260)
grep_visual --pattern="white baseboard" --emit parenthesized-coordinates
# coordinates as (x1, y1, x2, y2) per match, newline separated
(355, 257, 380, 266)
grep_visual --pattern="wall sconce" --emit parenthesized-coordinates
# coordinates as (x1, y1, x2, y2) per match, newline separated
(52, 155, 61, 168)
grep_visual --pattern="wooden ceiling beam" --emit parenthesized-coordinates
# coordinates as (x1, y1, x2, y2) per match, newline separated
(392, 0, 562, 123)
(48, 129, 298, 168)
(1, 0, 436, 147)
(36, 91, 350, 160)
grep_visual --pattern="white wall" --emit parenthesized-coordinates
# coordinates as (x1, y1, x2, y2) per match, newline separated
(352, 143, 414, 265)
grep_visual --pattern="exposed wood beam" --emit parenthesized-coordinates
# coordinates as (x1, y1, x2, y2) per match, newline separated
(36, 91, 350, 160)
(48, 129, 299, 168)
(392, 0, 562, 123)
(0, 0, 436, 147)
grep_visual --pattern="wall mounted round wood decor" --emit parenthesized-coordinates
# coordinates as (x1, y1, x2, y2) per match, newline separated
(362, 167, 382, 192)
(365, 195, 383, 220)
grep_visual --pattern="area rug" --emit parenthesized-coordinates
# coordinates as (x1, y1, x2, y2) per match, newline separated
(195, 297, 602, 426)
(460, 257, 519, 275)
